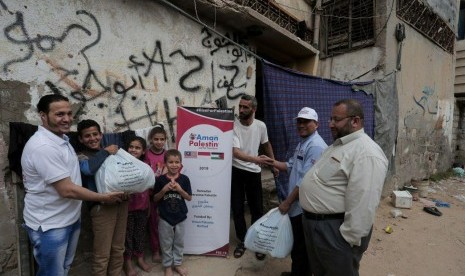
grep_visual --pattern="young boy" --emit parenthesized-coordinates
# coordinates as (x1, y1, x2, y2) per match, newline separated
(77, 119, 129, 276)
(153, 149, 192, 276)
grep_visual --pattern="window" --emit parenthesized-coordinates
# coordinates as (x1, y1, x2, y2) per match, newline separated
(320, 0, 375, 57)
(397, 0, 454, 53)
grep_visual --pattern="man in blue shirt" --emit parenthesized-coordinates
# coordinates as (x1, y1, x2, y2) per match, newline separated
(269, 107, 327, 276)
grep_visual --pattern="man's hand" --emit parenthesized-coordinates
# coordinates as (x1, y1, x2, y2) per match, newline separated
(122, 192, 130, 201)
(257, 155, 274, 166)
(278, 200, 291, 214)
(101, 191, 124, 204)
(104, 145, 119, 155)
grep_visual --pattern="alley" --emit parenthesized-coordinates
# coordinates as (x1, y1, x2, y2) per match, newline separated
(67, 177, 465, 276)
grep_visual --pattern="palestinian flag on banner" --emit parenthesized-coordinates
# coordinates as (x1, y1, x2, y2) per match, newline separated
(211, 152, 224, 160)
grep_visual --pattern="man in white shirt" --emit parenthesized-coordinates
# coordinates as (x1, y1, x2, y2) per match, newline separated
(299, 99, 388, 276)
(231, 94, 276, 261)
(21, 94, 123, 275)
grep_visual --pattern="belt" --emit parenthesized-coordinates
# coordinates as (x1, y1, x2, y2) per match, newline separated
(303, 210, 345, 220)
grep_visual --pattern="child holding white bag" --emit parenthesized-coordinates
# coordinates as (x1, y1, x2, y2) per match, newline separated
(123, 136, 153, 276)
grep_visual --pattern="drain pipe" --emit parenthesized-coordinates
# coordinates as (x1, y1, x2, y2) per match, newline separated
(313, 0, 322, 47)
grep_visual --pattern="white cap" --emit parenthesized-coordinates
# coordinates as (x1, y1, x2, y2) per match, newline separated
(295, 107, 318, 121)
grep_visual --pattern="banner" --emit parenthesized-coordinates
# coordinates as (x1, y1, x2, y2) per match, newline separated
(176, 106, 234, 257)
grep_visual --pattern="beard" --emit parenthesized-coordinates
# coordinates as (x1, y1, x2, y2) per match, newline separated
(331, 122, 353, 140)
(44, 115, 70, 136)
(239, 111, 252, 120)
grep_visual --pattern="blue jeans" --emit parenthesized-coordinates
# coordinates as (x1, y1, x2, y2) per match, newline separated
(24, 219, 81, 276)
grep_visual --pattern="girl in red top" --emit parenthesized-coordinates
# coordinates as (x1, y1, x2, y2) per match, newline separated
(124, 136, 152, 276)
(144, 125, 167, 262)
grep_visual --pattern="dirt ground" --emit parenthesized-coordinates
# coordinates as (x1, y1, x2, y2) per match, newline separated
(70, 177, 465, 276)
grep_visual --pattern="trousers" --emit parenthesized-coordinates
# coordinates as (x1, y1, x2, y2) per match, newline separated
(25, 219, 81, 276)
(158, 218, 185, 268)
(231, 166, 263, 242)
(302, 216, 372, 276)
(90, 202, 128, 276)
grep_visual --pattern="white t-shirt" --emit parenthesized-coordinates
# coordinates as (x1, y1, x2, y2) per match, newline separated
(232, 119, 269, 173)
(21, 126, 82, 231)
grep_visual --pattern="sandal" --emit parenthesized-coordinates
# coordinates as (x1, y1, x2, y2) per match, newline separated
(233, 243, 246, 258)
(423, 206, 442, 216)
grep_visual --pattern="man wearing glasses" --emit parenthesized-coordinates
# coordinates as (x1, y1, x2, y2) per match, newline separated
(299, 99, 388, 276)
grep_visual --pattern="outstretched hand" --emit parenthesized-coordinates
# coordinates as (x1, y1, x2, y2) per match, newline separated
(257, 155, 274, 166)
(101, 191, 124, 204)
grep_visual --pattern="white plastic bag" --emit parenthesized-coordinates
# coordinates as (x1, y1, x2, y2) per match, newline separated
(244, 207, 293, 258)
(95, 149, 155, 193)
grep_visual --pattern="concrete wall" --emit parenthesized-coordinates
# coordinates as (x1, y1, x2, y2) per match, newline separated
(0, 0, 255, 273)
(317, 0, 456, 193)
(386, 1, 455, 189)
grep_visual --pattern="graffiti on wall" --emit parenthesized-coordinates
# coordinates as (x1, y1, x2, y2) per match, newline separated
(413, 86, 438, 115)
(404, 86, 439, 130)
(0, 3, 254, 142)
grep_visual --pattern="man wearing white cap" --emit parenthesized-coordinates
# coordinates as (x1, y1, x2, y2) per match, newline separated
(269, 107, 327, 276)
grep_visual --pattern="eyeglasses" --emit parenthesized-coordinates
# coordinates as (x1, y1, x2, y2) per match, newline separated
(328, 116, 355, 123)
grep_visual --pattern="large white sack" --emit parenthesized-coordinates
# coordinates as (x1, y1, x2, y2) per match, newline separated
(95, 149, 155, 193)
(244, 207, 293, 258)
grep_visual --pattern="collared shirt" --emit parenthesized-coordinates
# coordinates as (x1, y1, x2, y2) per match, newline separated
(21, 126, 82, 231)
(286, 131, 327, 217)
(299, 129, 388, 246)
(232, 119, 269, 173)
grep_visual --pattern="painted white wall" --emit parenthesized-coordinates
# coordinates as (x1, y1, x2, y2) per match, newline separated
(0, 0, 255, 142)
(318, 47, 384, 81)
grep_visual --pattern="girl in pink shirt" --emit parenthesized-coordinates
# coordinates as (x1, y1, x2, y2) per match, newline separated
(144, 125, 167, 262)
(124, 136, 152, 276)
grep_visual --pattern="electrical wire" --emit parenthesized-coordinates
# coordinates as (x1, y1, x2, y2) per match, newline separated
(249, 0, 405, 20)
(161, 0, 402, 81)
(158, 0, 264, 62)
(193, 0, 205, 25)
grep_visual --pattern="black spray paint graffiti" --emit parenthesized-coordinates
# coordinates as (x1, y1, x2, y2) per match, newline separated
(0, 0, 8, 11)
(200, 27, 253, 99)
(3, 10, 94, 73)
(169, 50, 203, 92)
(201, 27, 252, 63)
(2, 8, 254, 133)
(217, 64, 247, 99)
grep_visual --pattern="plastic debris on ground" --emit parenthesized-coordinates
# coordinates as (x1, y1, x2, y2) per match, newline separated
(453, 194, 465, 202)
(452, 167, 465, 177)
(432, 199, 451, 207)
(384, 225, 393, 234)
(390, 209, 403, 218)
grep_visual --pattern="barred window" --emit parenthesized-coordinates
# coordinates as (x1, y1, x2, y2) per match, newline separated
(397, 0, 454, 53)
(320, 0, 375, 57)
